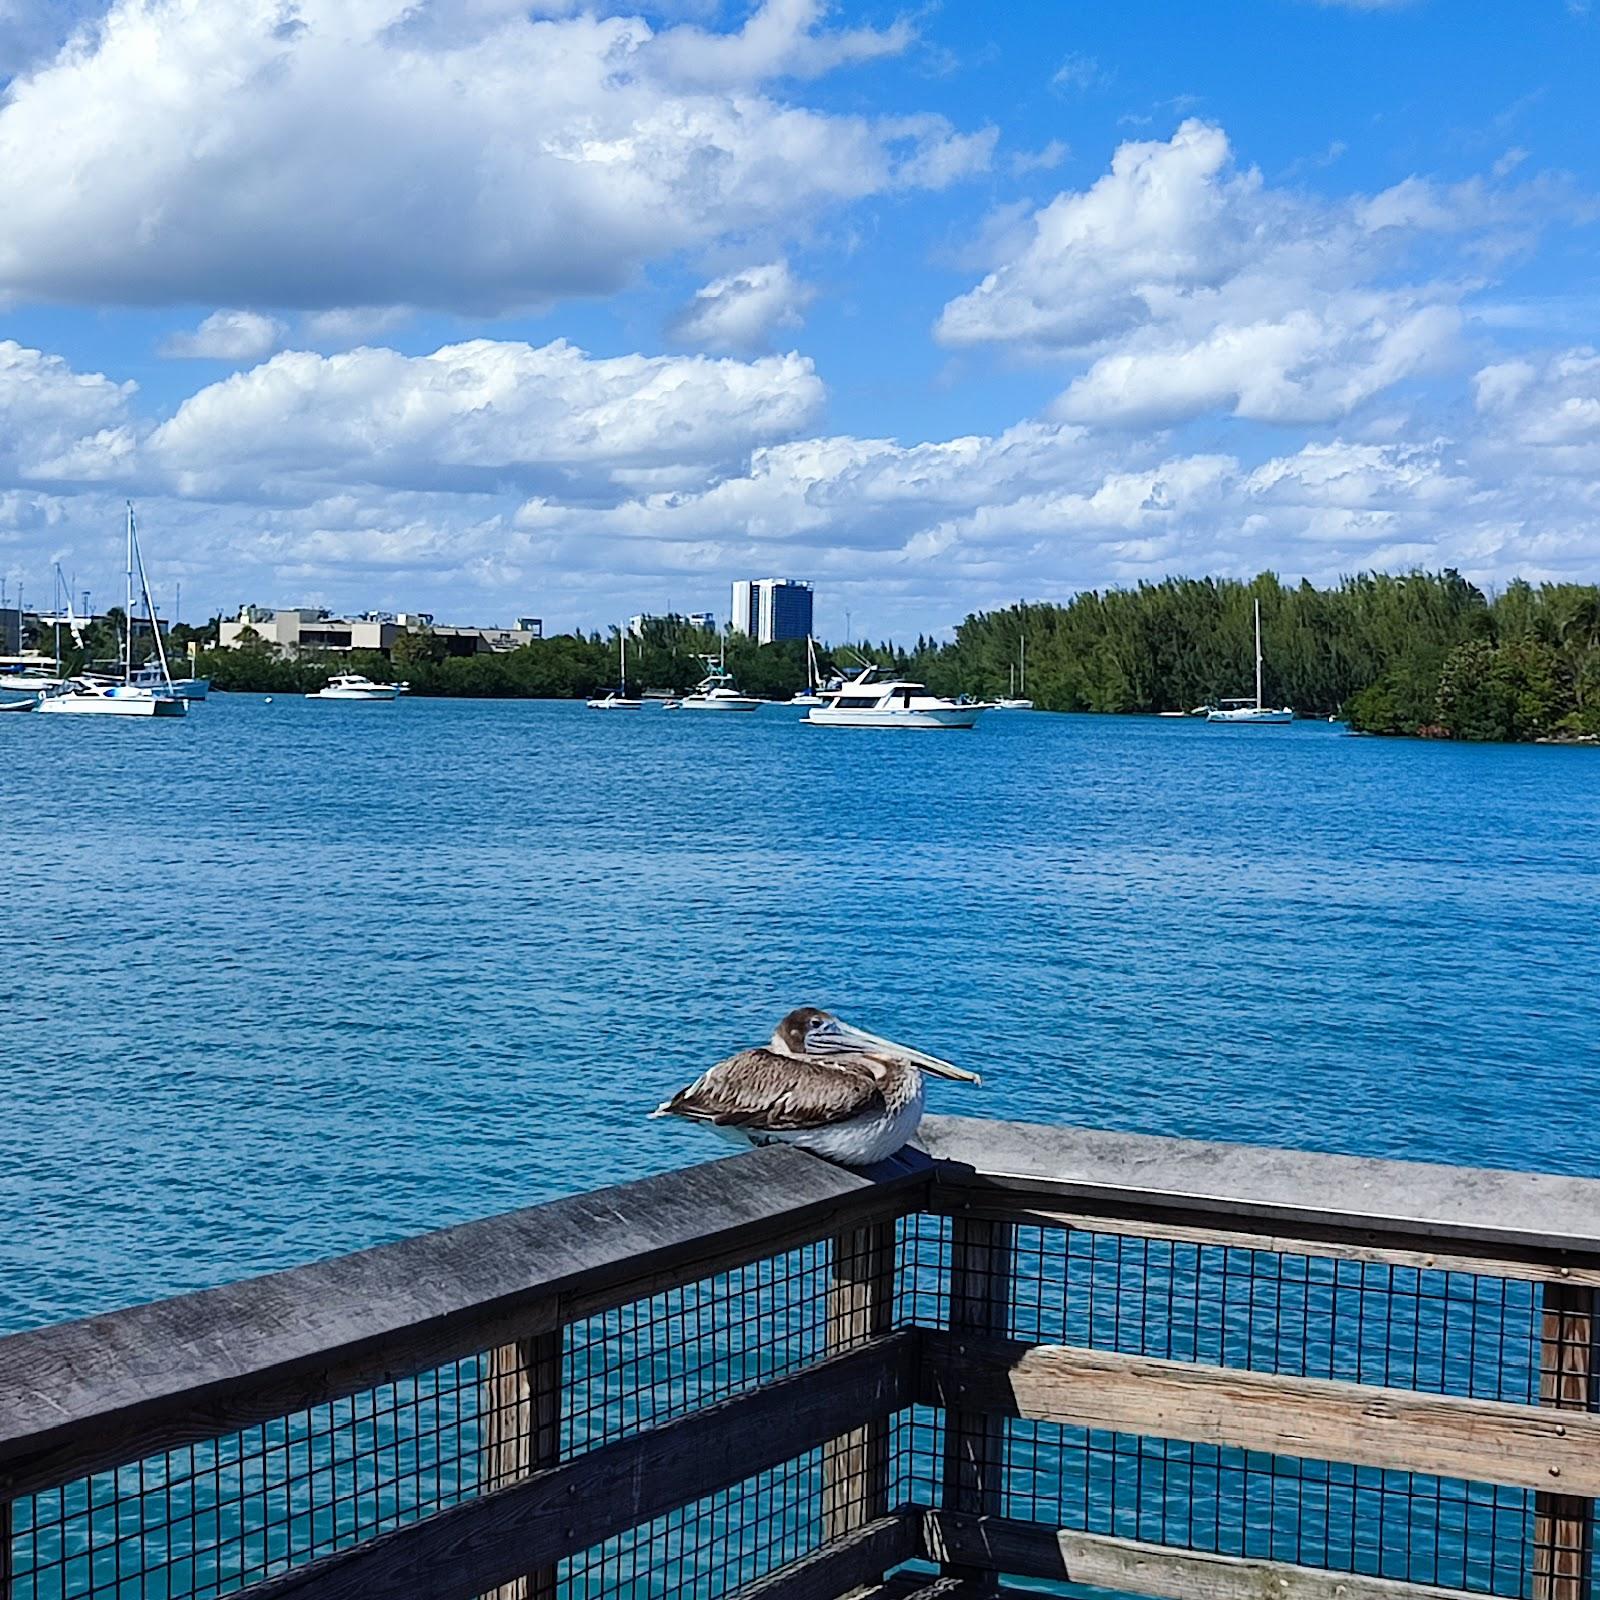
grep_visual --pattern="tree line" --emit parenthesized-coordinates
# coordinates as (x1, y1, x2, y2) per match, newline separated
(178, 573, 1600, 742)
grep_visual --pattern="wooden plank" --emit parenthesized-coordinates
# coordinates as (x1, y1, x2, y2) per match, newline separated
(922, 1511, 1484, 1600)
(823, 1222, 897, 1540)
(0, 1146, 925, 1499)
(918, 1116, 1600, 1272)
(946, 1198, 1600, 1289)
(479, 1328, 562, 1600)
(1534, 1284, 1596, 1600)
(939, 1218, 1011, 1592)
(920, 1333, 1600, 1497)
(724, 1510, 915, 1600)
(226, 1333, 915, 1600)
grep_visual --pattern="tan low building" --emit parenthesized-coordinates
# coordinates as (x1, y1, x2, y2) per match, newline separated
(219, 605, 542, 657)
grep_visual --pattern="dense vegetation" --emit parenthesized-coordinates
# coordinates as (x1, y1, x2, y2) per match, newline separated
(114, 573, 1600, 743)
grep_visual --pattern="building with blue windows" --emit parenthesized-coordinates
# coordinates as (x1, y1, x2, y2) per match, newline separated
(730, 578, 813, 644)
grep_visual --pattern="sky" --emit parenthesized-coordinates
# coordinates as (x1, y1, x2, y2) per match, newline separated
(0, 0, 1597, 641)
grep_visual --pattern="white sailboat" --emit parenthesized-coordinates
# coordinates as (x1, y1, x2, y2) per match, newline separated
(789, 635, 827, 708)
(993, 634, 1034, 710)
(37, 507, 188, 718)
(588, 631, 642, 709)
(1207, 599, 1294, 724)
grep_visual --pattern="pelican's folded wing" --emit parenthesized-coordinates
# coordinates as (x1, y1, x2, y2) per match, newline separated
(655, 1050, 884, 1130)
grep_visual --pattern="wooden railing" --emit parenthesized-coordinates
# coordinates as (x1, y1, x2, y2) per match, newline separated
(2, 1115, 1598, 1600)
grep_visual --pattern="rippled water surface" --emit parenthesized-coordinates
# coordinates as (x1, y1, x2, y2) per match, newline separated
(2, 697, 1595, 1331)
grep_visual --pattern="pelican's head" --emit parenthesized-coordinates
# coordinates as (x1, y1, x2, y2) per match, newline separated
(771, 1007, 981, 1083)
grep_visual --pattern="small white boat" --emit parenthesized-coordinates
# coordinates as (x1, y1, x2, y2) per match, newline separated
(1207, 600, 1294, 724)
(0, 695, 38, 712)
(35, 506, 188, 719)
(805, 665, 985, 729)
(992, 635, 1034, 710)
(680, 653, 761, 712)
(588, 633, 642, 709)
(789, 636, 827, 708)
(0, 660, 64, 705)
(308, 673, 402, 701)
(37, 678, 187, 717)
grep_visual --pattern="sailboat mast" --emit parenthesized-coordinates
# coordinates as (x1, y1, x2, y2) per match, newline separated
(620, 630, 627, 695)
(1021, 633, 1026, 695)
(124, 503, 134, 685)
(1254, 598, 1263, 710)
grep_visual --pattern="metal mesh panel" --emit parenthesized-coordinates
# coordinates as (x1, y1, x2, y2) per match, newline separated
(6, 1236, 868, 1599)
(9, 1358, 484, 1599)
(897, 1213, 1566, 1598)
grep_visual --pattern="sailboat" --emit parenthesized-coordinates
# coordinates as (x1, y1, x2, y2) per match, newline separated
(38, 506, 187, 717)
(587, 630, 642, 709)
(1206, 599, 1294, 724)
(789, 636, 827, 708)
(993, 634, 1034, 710)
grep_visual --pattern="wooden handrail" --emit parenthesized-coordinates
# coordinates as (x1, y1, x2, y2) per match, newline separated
(919, 1115, 1600, 1275)
(0, 1145, 925, 1499)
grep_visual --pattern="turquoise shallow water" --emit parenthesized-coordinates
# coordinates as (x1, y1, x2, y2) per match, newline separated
(1, 697, 1595, 1332)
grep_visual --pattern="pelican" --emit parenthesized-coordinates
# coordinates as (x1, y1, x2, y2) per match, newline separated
(651, 1006, 981, 1166)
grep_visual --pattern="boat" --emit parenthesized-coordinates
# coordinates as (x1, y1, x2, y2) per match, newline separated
(129, 663, 210, 700)
(680, 649, 761, 712)
(789, 636, 827, 708)
(308, 673, 402, 701)
(992, 635, 1034, 711)
(0, 695, 38, 712)
(805, 665, 986, 729)
(36, 506, 188, 719)
(0, 658, 65, 705)
(587, 632, 642, 709)
(1207, 600, 1294, 724)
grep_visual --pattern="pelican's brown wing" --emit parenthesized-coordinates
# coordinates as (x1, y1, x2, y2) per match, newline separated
(654, 1050, 884, 1131)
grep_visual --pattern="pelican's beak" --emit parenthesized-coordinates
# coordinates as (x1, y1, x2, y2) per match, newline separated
(820, 1017, 982, 1084)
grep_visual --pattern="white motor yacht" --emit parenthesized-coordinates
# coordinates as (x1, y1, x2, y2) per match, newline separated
(805, 666, 985, 729)
(1207, 601, 1294, 724)
(680, 655, 761, 712)
(308, 674, 402, 701)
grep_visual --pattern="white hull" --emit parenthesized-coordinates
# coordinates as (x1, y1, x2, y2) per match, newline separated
(0, 697, 37, 712)
(806, 705, 983, 729)
(992, 698, 1034, 711)
(37, 688, 187, 717)
(586, 694, 642, 710)
(1206, 706, 1294, 724)
(680, 694, 761, 712)
(309, 679, 400, 700)
(789, 693, 827, 708)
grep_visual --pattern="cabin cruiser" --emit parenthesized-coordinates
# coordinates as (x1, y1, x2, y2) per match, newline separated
(805, 666, 986, 729)
(680, 660, 760, 712)
(308, 673, 404, 701)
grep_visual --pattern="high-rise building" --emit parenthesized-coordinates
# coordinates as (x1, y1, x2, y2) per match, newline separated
(729, 579, 813, 644)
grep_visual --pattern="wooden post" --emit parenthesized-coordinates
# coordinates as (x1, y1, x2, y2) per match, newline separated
(939, 1216, 1013, 1591)
(822, 1221, 897, 1542)
(481, 1329, 563, 1600)
(1535, 1284, 1596, 1600)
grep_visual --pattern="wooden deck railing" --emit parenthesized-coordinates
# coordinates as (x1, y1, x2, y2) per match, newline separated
(3, 1116, 1598, 1600)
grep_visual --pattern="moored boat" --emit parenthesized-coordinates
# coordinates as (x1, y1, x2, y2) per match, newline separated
(805, 665, 985, 729)
(587, 632, 642, 709)
(680, 651, 760, 712)
(1207, 600, 1294, 724)
(308, 674, 402, 701)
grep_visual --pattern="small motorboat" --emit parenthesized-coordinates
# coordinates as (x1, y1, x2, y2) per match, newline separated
(308, 674, 402, 701)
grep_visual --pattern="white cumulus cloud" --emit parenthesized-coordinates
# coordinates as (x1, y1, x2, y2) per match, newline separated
(669, 261, 816, 355)
(160, 309, 286, 361)
(0, 0, 985, 314)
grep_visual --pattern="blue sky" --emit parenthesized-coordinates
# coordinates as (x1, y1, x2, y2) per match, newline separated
(0, 0, 1596, 639)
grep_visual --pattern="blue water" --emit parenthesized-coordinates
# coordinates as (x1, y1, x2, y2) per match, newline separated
(1, 698, 1595, 1333)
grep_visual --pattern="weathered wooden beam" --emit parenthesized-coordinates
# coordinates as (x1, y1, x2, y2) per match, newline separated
(726, 1510, 916, 1600)
(920, 1333, 1600, 1497)
(823, 1221, 897, 1541)
(919, 1116, 1600, 1273)
(0, 1147, 925, 1499)
(479, 1328, 562, 1600)
(947, 1200, 1600, 1288)
(921, 1511, 1486, 1600)
(1534, 1284, 1597, 1600)
(224, 1333, 915, 1600)
(939, 1217, 1011, 1592)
